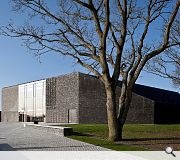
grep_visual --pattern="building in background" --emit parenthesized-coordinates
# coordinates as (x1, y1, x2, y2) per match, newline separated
(1, 72, 180, 124)
(2, 80, 46, 123)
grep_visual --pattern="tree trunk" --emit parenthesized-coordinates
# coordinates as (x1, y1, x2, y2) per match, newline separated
(105, 85, 122, 141)
(118, 86, 133, 131)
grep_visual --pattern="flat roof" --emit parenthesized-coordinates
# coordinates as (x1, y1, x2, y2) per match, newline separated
(2, 72, 179, 103)
(2, 72, 79, 89)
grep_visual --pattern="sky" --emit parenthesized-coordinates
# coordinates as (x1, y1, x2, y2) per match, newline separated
(0, 0, 179, 110)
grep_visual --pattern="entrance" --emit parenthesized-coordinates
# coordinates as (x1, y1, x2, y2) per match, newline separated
(68, 109, 77, 123)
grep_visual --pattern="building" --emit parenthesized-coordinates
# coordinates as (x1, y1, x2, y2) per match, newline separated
(132, 84, 180, 124)
(1, 72, 180, 124)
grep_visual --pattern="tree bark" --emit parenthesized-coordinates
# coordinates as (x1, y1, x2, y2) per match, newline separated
(105, 84, 122, 141)
(118, 86, 133, 130)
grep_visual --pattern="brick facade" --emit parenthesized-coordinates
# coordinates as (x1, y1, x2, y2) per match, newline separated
(126, 93, 154, 123)
(46, 73, 79, 123)
(78, 73, 154, 124)
(1, 72, 165, 124)
(2, 86, 19, 122)
(79, 73, 107, 123)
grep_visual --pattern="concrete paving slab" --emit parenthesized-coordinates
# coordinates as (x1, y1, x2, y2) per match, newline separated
(0, 123, 110, 151)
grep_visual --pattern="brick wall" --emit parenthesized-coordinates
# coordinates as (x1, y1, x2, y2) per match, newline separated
(1, 72, 155, 124)
(78, 73, 121, 124)
(126, 93, 154, 124)
(2, 86, 19, 122)
(78, 73, 154, 124)
(46, 73, 79, 123)
(79, 73, 107, 123)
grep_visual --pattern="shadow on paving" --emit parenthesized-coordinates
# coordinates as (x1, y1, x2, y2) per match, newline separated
(0, 143, 96, 151)
(0, 144, 16, 151)
(14, 145, 93, 150)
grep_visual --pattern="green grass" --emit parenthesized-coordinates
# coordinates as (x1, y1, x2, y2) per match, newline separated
(69, 135, 146, 151)
(124, 124, 180, 132)
(53, 124, 180, 151)
(123, 124, 180, 139)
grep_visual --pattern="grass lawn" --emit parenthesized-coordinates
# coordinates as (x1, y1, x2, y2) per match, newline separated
(55, 124, 180, 151)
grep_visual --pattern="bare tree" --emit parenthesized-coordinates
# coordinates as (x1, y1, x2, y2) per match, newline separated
(146, 48, 180, 87)
(146, 16, 180, 87)
(1, 0, 180, 141)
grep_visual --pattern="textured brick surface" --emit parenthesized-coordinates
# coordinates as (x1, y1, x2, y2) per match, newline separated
(1, 72, 155, 124)
(78, 73, 154, 124)
(1, 86, 19, 122)
(79, 73, 107, 124)
(0, 123, 109, 151)
(46, 73, 79, 123)
(126, 93, 154, 124)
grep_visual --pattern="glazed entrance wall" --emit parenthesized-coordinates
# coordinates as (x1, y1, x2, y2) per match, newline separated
(18, 80, 46, 122)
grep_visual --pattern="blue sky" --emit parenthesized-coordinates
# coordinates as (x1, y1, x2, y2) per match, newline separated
(0, 1, 179, 110)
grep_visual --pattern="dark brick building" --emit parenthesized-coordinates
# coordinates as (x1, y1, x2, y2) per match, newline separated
(1, 72, 180, 124)
(132, 84, 180, 124)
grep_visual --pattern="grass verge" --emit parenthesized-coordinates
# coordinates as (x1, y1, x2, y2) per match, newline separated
(68, 135, 146, 151)
(53, 124, 180, 151)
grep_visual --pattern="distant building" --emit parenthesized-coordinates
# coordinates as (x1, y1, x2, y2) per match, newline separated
(1, 72, 180, 124)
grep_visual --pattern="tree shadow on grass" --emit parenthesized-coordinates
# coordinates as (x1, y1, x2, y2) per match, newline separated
(72, 132, 94, 137)
(122, 137, 180, 141)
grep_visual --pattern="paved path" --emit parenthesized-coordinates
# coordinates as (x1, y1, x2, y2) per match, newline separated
(0, 123, 109, 151)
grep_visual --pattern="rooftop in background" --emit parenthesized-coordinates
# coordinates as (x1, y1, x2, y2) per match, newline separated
(2, 72, 77, 89)
(132, 83, 180, 105)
